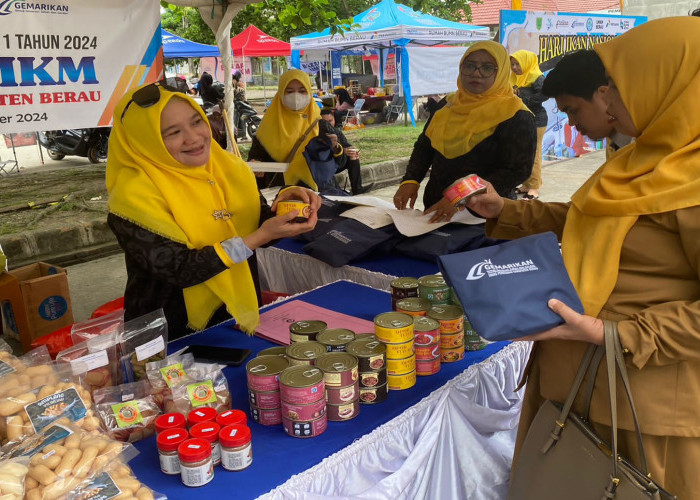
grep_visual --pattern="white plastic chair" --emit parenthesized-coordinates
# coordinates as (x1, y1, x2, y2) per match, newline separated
(0, 155, 18, 176)
(342, 98, 366, 127)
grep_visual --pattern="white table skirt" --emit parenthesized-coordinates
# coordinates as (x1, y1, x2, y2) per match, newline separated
(259, 341, 532, 500)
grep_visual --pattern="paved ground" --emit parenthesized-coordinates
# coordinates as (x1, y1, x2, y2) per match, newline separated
(61, 150, 605, 323)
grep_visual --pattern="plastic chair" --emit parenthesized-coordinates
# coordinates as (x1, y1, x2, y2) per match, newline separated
(385, 97, 405, 124)
(0, 155, 18, 176)
(342, 98, 366, 127)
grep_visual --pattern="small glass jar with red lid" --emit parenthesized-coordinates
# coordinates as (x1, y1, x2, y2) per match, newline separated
(178, 438, 214, 487)
(219, 424, 253, 472)
(157, 428, 189, 475)
(189, 421, 222, 465)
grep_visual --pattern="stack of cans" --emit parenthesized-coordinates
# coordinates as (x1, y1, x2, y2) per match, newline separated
(315, 352, 361, 421)
(428, 305, 466, 363)
(285, 341, 327, 365)
(390, 277, 420, 310)
(279, 366, 327, 438)
(394, 297, 432, 317)
(374, 312, 416, 391)
(347, 337, 388, 404)
(413, 316, 441, 376)
(289, 320, 327, 343)
(245, 355, 289, 425)
(317, 328, 356, 352)
(417, 274, 451, 305)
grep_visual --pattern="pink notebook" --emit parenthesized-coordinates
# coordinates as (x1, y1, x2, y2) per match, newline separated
(255, 300, 376, 345)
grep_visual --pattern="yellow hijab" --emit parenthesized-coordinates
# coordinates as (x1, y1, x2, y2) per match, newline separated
(562, 16, 700, 317)
(425, 41, 530, 159)
(255, 69, 320, 189)
(106, 85, 261, 333)
(509, 50, 543, 88)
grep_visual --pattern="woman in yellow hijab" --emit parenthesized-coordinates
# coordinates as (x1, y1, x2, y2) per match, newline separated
(467, 17, 700, 497)
(107, 83, 320, 339)
(510, 49, 547, 200)
(392, 41, 535, 222)
(248, 69, 323, 190)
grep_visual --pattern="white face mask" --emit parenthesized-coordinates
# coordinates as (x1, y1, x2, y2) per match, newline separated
(283, 92, 310, 111)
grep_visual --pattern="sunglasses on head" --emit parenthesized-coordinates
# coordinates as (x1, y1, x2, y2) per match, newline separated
(119, 80, 184, 122)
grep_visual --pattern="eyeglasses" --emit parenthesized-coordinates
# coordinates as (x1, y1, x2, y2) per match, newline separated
(120, 80, 182, 122)
(460, 61, 498, 78)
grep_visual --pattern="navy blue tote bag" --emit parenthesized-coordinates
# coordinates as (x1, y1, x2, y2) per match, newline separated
(438, 232, 584, 341)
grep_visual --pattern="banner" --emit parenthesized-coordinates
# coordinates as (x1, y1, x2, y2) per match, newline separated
(500, 10, 646, 160)
(200, 57, 253, 83)
(0, 0, 162, 134)
(404, 47, 465, 97)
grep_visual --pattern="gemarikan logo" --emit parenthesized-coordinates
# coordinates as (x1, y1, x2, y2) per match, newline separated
(466, 259, 539, 280)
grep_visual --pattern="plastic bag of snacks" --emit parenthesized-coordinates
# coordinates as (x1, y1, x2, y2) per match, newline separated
(0, 345, 56, 399)
(171, 364, 231, 414)
(146, 353, 196, 412)
(93, 381, 159, 443)
(70, 310, 124, 344)
(0, 456, 29, 499)
(119, 310, 168, 383)
(55, 332, 120, 395)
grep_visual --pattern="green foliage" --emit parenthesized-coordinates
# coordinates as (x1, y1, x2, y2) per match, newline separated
(161, 6, 216, 44)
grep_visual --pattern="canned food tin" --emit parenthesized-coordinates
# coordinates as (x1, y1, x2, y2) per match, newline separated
(413, 316, 441, 346)
(276, 199, 311, 222)
(326, 400, 360, 421)
(415, 342, 441, 361)
(346, 337, 386, 372)
(359, 383, 388, 404)
(315, 352, 359, 387)
(384, 339, 415, 359)
(282, 414, 327, 438)
(246, 355, 290, 392)
(395, 297, 432, 317)
(417, 275, 451, 304)
(386, 355, 416, 375)
(416, 356, 441, 376)
(279, 366, 325, 404)
(443, 174, 487, 207)
(257, 346, 288, 358)
(316, 329, 356, 352)
(247, 387, 281, 409)
(390, 277, 419, 309)
(289, 320, 327, 341)
(285, 341, 327, 366)
(441, 345, 465, 363)
(465, 333, 488, 351)
(249, 404, 282, 426)
(428, 305, 465, 334)
(281, 397, 326, 421)
(440, 331, 465, 349)
(358, 369, 387, 388)
(387, 370, 417, 391)
(325, 382, 359, 405)
(374, 312, 414, 343)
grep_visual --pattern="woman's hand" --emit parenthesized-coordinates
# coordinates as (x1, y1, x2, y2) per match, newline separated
(273, 186, 322, 215)
(424, 197, 458, 223)
(393, 183, 419, 209)
(326, 133, 339, 150)
(243, 208, 319, 250)
(517, 299, 605, 345)
(465, 180, 505, 219)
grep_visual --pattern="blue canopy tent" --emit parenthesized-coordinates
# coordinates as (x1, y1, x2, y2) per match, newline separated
(161, 28, 220, 58)
(290, 0, 490, 124)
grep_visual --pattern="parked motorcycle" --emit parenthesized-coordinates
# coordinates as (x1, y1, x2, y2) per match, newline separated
(38, 128, 110, 164)
(233, 100, 261, 141)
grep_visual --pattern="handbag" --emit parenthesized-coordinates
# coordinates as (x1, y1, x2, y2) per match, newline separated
(508, 321, 677, 500)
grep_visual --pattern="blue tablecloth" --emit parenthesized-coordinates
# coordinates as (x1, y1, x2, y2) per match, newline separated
(131, 281, 507, 499)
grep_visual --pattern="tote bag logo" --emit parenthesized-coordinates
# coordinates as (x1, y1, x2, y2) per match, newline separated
(466, 259, 539, 280)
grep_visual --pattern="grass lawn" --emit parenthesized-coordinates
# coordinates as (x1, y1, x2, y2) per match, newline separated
(237, 121, 424, 165)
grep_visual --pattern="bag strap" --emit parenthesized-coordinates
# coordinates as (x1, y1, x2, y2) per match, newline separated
(284, 118, 321, 163)
(582, 345, 605, 420)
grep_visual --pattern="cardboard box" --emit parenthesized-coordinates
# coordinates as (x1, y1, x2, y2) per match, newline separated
(0, 262, 74, 351)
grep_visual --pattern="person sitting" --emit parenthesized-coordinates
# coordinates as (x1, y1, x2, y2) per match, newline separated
(248, 70, 322, 190)
(333, 88, 355, 124)
(393, 41, 536, 222)
(320, 108, 372, 195)
(541, 49, 633, 158)
(106, 81, 320, 339)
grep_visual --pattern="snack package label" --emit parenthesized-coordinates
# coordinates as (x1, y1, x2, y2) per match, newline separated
(66, 472, 122, 500)
(70, 349, 109, 375)
(135, 335, 165, 362)
(0, 360, 15, 377)
(111, 401, 144, 429)
(12, 424, 73, 458)
(186, 379, 217, 408)
(25, 388, 88, 432)
(160, 362, 186, 388)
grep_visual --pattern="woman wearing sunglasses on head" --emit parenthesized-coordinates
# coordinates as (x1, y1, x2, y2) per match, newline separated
(393, 41, 537, 223)
(107, 83, 321, 339)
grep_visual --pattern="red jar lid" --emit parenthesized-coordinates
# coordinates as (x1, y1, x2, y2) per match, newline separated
(187, 407, 218, 427)
(178, 438, 212, 463)
(189, 422, 221, 443)
(155, 413, 187, 434)
(219, 424, 251, 448)
(216, 409, 247, 427)
(157, 428, 189, 452)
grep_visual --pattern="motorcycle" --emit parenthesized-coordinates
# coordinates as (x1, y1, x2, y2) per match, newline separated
(38, 128, 110, 164)
(233, 100, 261, 141)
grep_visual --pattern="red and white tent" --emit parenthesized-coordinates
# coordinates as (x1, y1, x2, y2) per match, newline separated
(230, 25, 291, 57)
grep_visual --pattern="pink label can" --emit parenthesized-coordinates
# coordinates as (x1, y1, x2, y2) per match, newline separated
(415, 342, 441, 361)
(282, 414, 327, 438)
(281, 397, 326, 421)
(325, 382, 359, 405)
(279, 366, 325, 404)
(247, 387, 281, 409)
(416, 356, 441, 376)
(246, 356, 289, 392)
(327, 399, 360, 422)
(249, 404, 282, 426)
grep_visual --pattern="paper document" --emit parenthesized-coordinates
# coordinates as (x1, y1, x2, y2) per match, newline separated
(386, 208, 485, 237)
(325, 195, 395, 209)
(256, 300, 376, 345)
(340, 205, 394, 229)
(247, 162, 289, 173)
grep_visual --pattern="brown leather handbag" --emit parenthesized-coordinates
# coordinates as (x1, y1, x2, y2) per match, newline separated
(509, 321, 677, 500)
